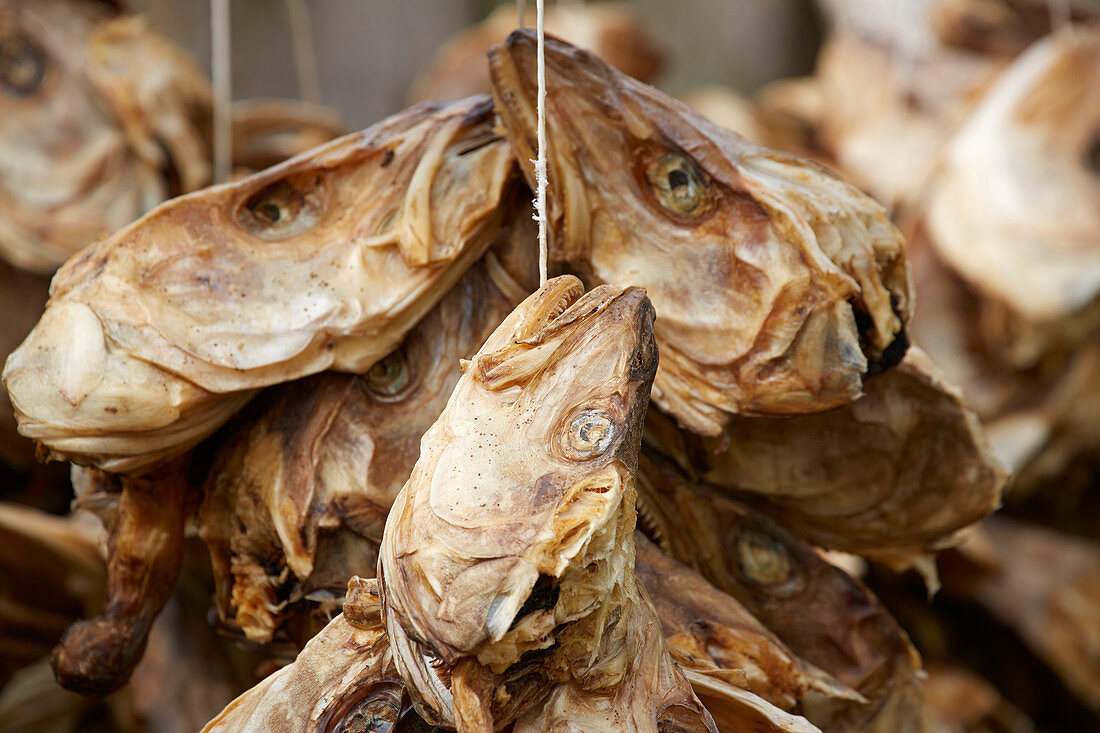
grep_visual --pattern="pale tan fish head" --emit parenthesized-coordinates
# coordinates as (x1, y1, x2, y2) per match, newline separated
(489, 30, 912, 437)
(0, 0, 212, 273)
(380, 276, 714, 731)
(925, 26, 1100, 368)
(3, 96, 517, 473)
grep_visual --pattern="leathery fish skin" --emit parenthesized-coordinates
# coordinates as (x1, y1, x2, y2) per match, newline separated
(378, 276, 718, 732)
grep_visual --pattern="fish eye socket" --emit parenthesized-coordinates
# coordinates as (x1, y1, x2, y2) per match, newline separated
(559, 408, 616, 461)
(735, 527, 798, 591)
(0, 35, 46, 96)
(645, 152, 712, 218)
(237, 175, 325, 240)
(365, 350, 410, 399)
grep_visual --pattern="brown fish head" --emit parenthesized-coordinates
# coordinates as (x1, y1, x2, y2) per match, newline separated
(380, 275, 659, 727)
(0, 0, 212, 273)
(490, 30, 911, 435)
(3, 96, 516, 473)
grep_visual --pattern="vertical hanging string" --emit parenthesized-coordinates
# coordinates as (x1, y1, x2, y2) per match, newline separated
(211, 0, 232, 182)
(534, 0, 549, 286)
(286, 0, 322, 104)
(1048, 0, 1072, 34)
(517, 0, 526, 28)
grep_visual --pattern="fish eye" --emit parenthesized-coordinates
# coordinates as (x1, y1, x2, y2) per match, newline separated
(364, 350, 410, 399)
(558, 408, 617, 461)
(0, 35, 46, 96)
(735, 527, 799, 594)
(645, 152, 712, 218)
(236, 175, 325, 240)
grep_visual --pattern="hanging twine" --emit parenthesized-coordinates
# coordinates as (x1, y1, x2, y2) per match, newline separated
(286, 0, 322, 104)
(211, 0, 232, 182)
(534, 0, 549, 286)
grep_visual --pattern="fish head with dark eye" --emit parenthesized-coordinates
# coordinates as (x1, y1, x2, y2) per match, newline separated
(490, 30, 912, 435)
(379, 275, 659, 727)
(4, 96, 516, 473)
(0, 0, 213, 273)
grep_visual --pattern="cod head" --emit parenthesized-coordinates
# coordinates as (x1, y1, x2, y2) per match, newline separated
(380, 276, 714, 731)
(4, 96, 516, 473)
(490, 30, 912, 435)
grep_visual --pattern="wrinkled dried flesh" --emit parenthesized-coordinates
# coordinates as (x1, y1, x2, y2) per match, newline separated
(51, 460, 188, 696)
(636, 534, 863, 728)
(407, 2, 661, 104)
(379, 277, 716, 731)
(942, 517, 1100, 712)
(489, 29, 912, 434)
(647, 348, 1005, 558)
(0, 0, 212, 273)
(3, 95, 517, 473)
(635, 454, 930, 732)
(197, 240, 525, 644)
(204, 577, 402, 732)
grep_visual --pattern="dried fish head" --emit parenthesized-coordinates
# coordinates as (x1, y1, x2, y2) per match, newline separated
(0, 0, 212, 273)
(490, 30, 912, 436)
(634, 455, 931, 732)
(925, 27, 1100, 368)
(381, 277, 712, 730)
(3, 96, 517, 472)
(380, 275, 655, 683)
(654, 348, 1006, 559)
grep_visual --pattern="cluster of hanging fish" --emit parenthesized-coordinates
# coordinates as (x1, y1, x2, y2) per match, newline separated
(0, 0, 1093, 731)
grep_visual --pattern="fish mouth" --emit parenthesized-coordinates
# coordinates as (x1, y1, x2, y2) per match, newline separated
(511, 275, 655, 350)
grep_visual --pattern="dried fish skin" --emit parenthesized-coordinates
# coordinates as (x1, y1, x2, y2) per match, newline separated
(490, 30, 912, 436)
(0, 0, 212, 273)
(381, 276, 713, 731)
(203, 577, 401, 733)
(4, 96, 517, 473)
(636, 534, 863, 730)
(197, 248, 522, 644)
(407, 2, 661, 104)
(635, 454, 931, 733)
(924, 27, 1100, 369)
(657, 348, 1006, 558)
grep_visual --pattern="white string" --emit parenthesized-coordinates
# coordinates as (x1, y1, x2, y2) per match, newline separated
(534, 0, 548, 286)
(286, 0, 322, 104)
(517, 0, 525, 28)
(211, 0, 232, 182)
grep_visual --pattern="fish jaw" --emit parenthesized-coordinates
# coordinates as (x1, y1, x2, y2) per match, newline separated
(380, 275, 659, 727)
(3, 96, 516, 473)
(490, 29, 912, 434)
